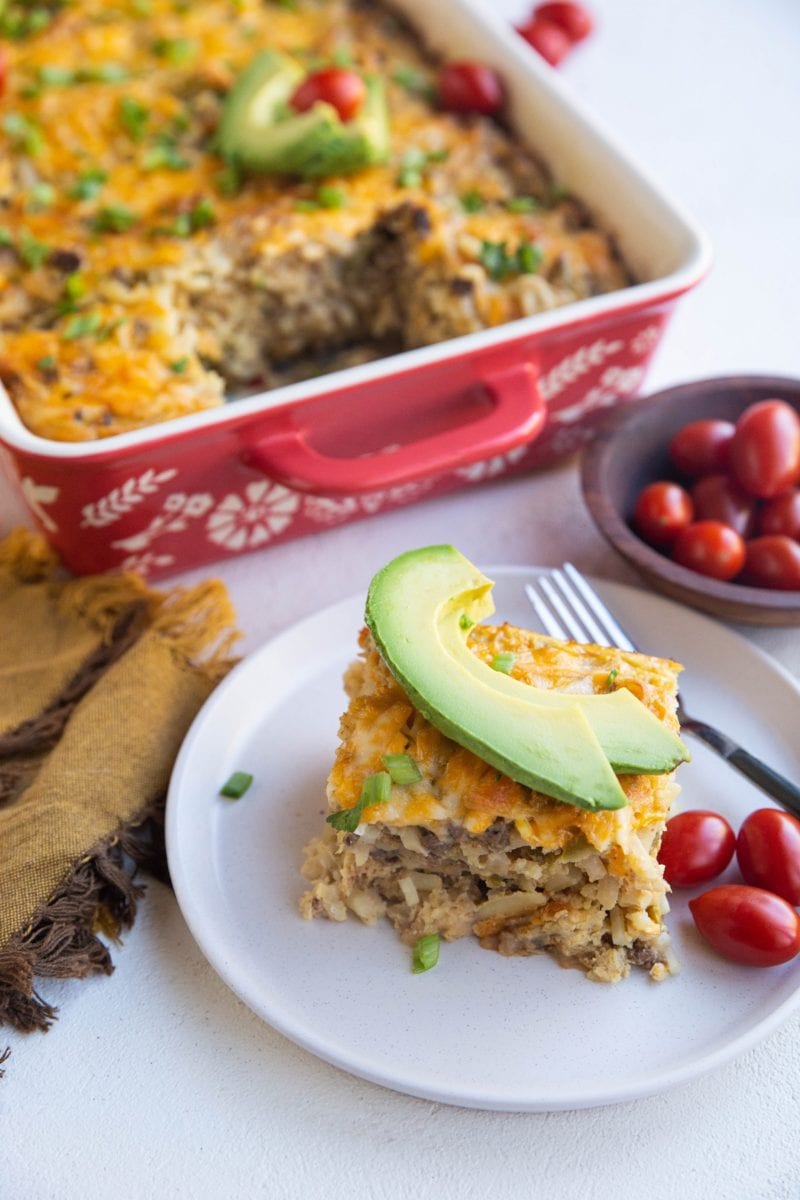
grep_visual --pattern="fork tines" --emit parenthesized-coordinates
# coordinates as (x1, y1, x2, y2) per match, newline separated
(525, 563, 636, 652)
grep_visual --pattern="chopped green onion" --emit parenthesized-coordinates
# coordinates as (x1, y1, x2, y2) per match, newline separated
(396, 146, 448, 188)
(38, 65, 76, 86)
(18, 230, 50, 269)
(505, 195, 540, 213)
(491, 652, 516, 674)
(316, 185, 346, 210)
(606, 668, 619, 692)
(0, 2, 63, 40)
(459, 190, 485, 213)
(79, 63, 130, 83)
(330, 46, 354, 66)
(326, 770, 391, 833)
(478, 239, 543, 281)
(37, 354, 57, 372)
(119, 96, 149, 141)
(25, 182, 55, 212)
(459, 613, 474, 630)
(190, 198, 216, 229)
(152, 37, 198, 66)
(412, 933, 440, 974)
(517, 240, 543, 274)
(169, 357, 189, 374)
(0, 228, 12, 247)
(478, 240, 509, 280)
(382, 753, 422, 786)
(69, 167, 108, 201)
(392, 65, 436, 102)
(215, 161, 242, 197)
(142, 142, 190, 171)
(63, 311, 103, 340)
(219, 770, 254, 798)
(64, 273, 85, 300)
(3, 112, 43, 157)
(91, 204, 137, 233)
(57, 272, 86, 314)
(96, 316, 126, 342)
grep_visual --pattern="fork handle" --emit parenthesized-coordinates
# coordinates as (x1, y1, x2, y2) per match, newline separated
(688, 722, 800, 819)
(724, 748, 800, 820)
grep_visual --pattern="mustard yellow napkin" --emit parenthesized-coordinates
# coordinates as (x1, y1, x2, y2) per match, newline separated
(0, 529, 239, 1049)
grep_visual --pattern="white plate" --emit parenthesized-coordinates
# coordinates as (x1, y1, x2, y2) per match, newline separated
(166, 568, 800, 1112)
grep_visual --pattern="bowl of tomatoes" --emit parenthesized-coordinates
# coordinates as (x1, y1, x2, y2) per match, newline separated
(580, 375, 800, 625)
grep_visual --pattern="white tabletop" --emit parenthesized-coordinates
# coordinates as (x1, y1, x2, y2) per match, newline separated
(2, 2, 800, 1197)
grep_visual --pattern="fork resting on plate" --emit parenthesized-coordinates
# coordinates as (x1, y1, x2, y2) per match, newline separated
(525, 563, 800, 820)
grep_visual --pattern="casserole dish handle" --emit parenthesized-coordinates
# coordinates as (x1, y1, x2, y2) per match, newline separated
(248, 362, 544, 495)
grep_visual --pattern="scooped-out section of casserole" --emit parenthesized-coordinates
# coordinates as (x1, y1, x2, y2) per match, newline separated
(0, 0, 630, 442)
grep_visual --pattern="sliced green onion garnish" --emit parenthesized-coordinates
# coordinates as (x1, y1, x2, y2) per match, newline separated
(412, 933, 440, 974)
(505, 195, 540, 213)
(316, 185, 346, 210)
(63, 312, 102, 340)
(382, 753, 421, 786)
(219, 770, 253, 798)
(119, 96, 149, 141)
(169, 357, 189, 374)
(326, 770, 391, 833)
(459, 613, 474, 630)
(459, 190, 484, 213)
(491, 652, 516, 674)
(517, 240, 543, 274)
(606, 668, 619, 692)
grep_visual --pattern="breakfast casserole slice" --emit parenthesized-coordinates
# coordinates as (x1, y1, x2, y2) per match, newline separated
(301, 622, 684, 984)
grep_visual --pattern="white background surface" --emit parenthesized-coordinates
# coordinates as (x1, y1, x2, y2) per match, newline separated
(2, 1, 800, 1197)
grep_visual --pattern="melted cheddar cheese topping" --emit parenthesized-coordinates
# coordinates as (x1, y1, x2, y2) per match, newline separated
(0, 0, 629, 440)
(329, 625, 682, 866)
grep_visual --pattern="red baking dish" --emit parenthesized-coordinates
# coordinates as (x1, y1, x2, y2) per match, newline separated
(0, 0, 711, 580)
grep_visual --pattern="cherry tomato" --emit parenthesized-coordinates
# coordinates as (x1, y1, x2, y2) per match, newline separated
(743, 535, 800, 591)
(669, 418, 735, 478)
(690, 474, 755, 538)
(290, 68, 367, 122)
(516, 17, 573, 66)
(436, 62, 504, 114)
(737, 809, 800, 907)
(757, 489, 800, 540)
(689, 885, 800, 967)
(672, 520, 746, 581)
(533, 2, 594, 43)
(658, 810, 736, 887)
(633, 481, 693, 547)
(729, 399, 800, 499)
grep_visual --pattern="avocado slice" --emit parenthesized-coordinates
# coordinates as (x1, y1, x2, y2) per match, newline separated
(218, 51, 390, 179)
(366, 547, 629, 811)
(365, 546, 689, 809)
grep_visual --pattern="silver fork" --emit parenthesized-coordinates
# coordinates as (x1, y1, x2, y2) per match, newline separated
(525, 563, 800, 819)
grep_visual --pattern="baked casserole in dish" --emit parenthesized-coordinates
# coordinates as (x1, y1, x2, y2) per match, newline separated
(0, 0, 710, 578)
(0, 0, 631, 442)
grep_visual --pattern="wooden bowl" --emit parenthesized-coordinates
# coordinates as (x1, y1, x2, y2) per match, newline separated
(580, 375, 800, 625)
